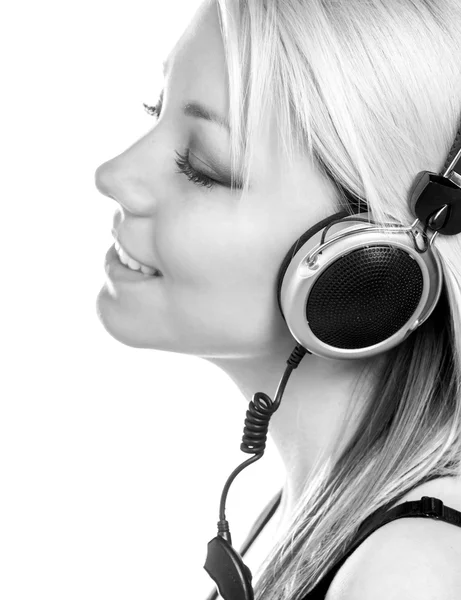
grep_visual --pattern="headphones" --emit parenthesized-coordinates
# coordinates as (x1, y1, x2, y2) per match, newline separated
(276, 141, 461, 360)
(204, 125, 461, 600)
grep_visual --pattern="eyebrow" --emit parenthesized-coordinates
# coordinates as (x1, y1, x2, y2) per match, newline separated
(162, 57, 230, 133)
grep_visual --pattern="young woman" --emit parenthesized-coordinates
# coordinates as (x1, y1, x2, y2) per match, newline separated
(94, 0, 461, 597)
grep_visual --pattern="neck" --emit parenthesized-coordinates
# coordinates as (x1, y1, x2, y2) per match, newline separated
(208, 336, 384, 524)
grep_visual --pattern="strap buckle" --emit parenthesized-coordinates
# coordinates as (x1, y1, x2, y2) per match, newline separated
(421, 496, 444, 518)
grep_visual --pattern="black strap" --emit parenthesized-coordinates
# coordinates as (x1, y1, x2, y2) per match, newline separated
(303, 495, 461, 598)
(343, 495, 461, 566)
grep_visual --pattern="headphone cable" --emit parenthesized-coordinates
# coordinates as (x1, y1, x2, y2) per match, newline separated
(216, 344, 310, 543)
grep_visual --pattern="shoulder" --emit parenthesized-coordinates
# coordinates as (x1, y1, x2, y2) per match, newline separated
(326, 516, 461, 599)
(326, 477, 461, 600)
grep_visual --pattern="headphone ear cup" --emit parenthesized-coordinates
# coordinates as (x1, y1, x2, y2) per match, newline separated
(277, 212, 443, 359)
(277, 210, 351, 320)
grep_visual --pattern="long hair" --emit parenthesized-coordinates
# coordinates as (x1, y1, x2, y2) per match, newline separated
(214, 0, 461, 597)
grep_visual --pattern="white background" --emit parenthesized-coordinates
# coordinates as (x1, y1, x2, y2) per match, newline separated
(0, 1, 285, 598)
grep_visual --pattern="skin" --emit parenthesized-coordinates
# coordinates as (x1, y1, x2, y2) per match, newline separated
(94, 0, 385, 529)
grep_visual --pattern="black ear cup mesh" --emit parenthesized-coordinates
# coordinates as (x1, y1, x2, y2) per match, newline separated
(306, 246, 424, 349)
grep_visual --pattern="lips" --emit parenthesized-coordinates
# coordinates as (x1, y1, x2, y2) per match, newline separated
(111, 229, 162, 275)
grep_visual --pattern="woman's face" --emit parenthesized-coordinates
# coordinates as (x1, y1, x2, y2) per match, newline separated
(94, 0, 338, 358)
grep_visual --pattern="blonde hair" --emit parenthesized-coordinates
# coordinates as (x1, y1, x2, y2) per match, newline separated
(214, 0, 461, 597)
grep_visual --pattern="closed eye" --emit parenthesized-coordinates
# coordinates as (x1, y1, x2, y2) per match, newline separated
(143, 91, 221, 190)
(173, 149, 220, 190)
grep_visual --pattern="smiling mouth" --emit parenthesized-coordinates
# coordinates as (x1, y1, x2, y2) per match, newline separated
(114, 241, 162, 276)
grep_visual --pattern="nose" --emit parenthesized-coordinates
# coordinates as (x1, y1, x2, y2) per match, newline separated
(94, 158, 137, 215)
(94, 130, 160, 215)
(94, 158, 153, 217)
(94, 160, 118, 201)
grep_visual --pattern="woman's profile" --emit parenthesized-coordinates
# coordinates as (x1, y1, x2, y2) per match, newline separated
(94, 0, 461, 598)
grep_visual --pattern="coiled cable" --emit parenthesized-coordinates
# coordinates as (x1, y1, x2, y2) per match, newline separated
(217, 344, 309, 543)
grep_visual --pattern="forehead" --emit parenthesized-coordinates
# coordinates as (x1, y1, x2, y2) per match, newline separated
(164, 1, 230, 122)
(164, 1, 291, 193)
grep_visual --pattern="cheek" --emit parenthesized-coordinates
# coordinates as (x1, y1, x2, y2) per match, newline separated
(156, 207, 283, 300)
(156, 212, 250, 283)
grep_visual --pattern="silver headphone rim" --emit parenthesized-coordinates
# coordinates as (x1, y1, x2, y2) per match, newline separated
(279, 217, 443, 360)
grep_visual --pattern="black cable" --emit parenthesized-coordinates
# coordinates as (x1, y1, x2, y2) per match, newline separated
(216, 344, 310, 542)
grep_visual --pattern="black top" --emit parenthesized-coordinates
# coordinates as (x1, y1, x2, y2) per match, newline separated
(205, 474, 461, 600)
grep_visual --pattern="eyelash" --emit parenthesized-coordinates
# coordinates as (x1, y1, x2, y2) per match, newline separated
(143, 93, 218, 190)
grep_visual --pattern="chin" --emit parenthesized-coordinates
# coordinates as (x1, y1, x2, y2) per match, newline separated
(94, 285, 188, 354)
(95, 286, 154, 350)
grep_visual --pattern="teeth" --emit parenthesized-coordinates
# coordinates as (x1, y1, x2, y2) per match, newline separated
(114, 240, 158, 275)
(140, 264, 155, 275)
